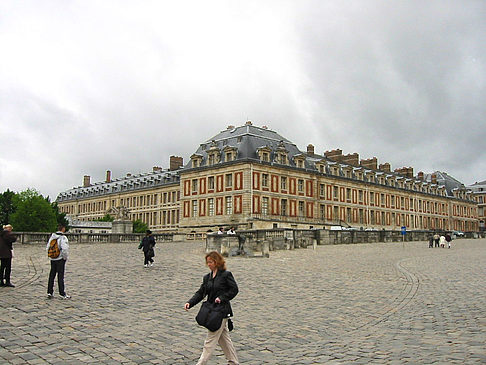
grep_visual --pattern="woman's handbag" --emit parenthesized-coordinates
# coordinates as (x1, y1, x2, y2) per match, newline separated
(196, 301, 225, 332)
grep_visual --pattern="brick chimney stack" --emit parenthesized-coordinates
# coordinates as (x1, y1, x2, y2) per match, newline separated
(152, 166, 163, 172)
(170, 156, 183, 171)
(417, 171, 424, 180)
(379, 163, 391, 172)
(342, 153, 359, 166)
(360, 157, 378, 170)
(324, 149, 343, 161)
(105, 170, 111, 183)
(431, 173, 437, 184)
(83, 175, 91, 187)
(307, 144, 315, 156)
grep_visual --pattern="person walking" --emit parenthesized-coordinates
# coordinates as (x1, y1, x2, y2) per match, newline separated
(46, 224, 70, 299)
(139, 230, 156, 267)
(439, 235, 446, 248)
(184, 251, 239, 365)
(445, 233, 452, 248)
(433, 232, 440, 247)
(0, 224, 17, 287)
(428, 235, 434, 248)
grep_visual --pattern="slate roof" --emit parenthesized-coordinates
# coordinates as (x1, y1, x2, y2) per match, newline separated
(424, 171, 465, 196)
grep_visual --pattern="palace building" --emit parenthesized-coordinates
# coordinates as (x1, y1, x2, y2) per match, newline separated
(56, 122, 479, 233)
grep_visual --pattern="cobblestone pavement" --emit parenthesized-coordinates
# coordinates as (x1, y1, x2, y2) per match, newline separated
(1, 238, 485, 364)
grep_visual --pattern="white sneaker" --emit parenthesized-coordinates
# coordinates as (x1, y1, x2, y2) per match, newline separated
(144, 264, 149, 268)
(59, 294, 71, 300)
(47, 293, 54, 299)
(149, 262, 154, 267)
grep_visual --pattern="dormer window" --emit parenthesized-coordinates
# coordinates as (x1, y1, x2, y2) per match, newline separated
(263, 152, 270, 162)
(223, 146, 237, 162)
(294, 154, 306, 169)
(257, 146, 272, 163)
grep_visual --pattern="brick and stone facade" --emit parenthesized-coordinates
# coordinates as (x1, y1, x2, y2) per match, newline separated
(57, 123, 479, 233)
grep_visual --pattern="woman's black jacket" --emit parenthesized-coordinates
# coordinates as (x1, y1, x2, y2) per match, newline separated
(188, 269, 238, 317)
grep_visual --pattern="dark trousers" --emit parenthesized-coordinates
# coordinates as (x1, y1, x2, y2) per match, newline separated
(48, 259, 66, 296)
(0, 258, 12, 284)
(144, 252, 154, 265)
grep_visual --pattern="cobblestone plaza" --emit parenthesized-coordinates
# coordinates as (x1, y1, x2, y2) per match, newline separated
(1, 239, 485, 364)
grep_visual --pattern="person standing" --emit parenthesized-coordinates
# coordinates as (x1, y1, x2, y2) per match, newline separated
(0, 224, 17, 287)
(439, 235, 446, 248)
(46, 224, 70, 299)
(227, 227, 236, 235)
(217, 227, 224, 235)
(184, 251, 239, 365)
(139, 230, 156, 267)
(433, 232, 440, 247)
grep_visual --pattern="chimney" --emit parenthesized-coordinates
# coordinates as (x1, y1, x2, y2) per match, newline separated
(342, 153, 359, 166)
(127, 173, 132, 177)
(105, 170, 111, 183)
(431, 173, 437, 184)
(324, 149, 343, 161)
(227, 125, 234, 130)
(83, 175, 91, 187)
(417, 171, 424, 180)
(152, 166, 163, 172)
(379, 163, 391, 172)
(170, 155, 183, 171)
(360, 157, 378, 170)
(406, 167, 414, 178)
(245, 120, 252, 126)
(307, 144, 315, 156)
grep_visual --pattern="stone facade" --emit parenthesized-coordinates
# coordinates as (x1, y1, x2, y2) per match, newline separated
(57, 123, 479, 234)
(468, 180, 486, 231)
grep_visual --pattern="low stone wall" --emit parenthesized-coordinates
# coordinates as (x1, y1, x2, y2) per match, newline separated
(206, 229, 486, 257)
(14, 232, 174, 245)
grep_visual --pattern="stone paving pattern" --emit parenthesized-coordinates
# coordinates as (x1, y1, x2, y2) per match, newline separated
(1, 238, 485, 364)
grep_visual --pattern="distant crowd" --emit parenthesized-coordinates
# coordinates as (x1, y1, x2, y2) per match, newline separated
(428, 232, 452, 248)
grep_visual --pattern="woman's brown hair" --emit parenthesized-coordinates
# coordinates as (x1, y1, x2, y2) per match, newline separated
(205, 251, 226, 270)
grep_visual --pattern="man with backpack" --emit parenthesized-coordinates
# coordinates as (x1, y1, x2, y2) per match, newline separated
(46, 224, 70, 299)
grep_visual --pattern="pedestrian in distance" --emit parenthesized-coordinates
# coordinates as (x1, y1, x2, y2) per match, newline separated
(227, 227, 236, 235)
(46, 224, 70, 299)
(184, 251, 239, 365)
(445, 233, 452, 249)
(139, 230, 156, 267)
(217, 227, 224, 235)
(428, 236, 434, 248)
(439, 235, 446, 248)
(0, 224, 17, 287)
(433, 232, 440, 247)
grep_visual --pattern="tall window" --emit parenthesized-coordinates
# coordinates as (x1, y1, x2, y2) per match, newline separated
(192, 179, 198, 193)
(320, 184, 325, 197)
(262, 174, 269, 188)
(333, 186, 339, 200)
(208, 198, 214, 216)
(225, 197, 232, 215)
(262, 197, 269, 215)
(208, 176, 215, 190)
(192, 200, 197, 217)
(298, 179, 304, 192)
(320, 204, 325, 220)
(225, 174, 233, 188)
(298, 201, 304, 217)
(281, 177, 287, 190)
(281, 199, 288, 216)
(346, 188, 351, 201)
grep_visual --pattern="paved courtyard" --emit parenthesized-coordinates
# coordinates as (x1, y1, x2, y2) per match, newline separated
(1, 238, 485, 364)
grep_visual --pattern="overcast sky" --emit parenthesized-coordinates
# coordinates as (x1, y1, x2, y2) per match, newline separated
(1, 0, 485, 200)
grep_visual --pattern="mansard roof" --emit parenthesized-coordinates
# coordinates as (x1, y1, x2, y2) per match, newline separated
(424, 171, 465, 196)
(56, 169, 179, 202)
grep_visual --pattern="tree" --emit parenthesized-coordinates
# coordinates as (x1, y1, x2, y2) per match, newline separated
(133, 219, 148, 233)
(0, 189, 16, 225)
(10, 189, 57, 232)
(51, 201, 70, 230)
(95, 214, 114, 222)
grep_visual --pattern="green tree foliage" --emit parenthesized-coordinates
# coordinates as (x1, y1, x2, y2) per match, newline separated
(10, 189, 57, 232)
(0, 189, 16, 225)
(132, 219, 148, 233)
(51, 201, 70, 230)
(95, 214, 114, 222)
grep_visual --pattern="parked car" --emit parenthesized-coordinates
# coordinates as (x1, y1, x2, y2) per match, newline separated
(452, 231, 465, 237)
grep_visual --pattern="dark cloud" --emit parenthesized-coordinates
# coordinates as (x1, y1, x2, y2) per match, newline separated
(0, 1, 484, 198)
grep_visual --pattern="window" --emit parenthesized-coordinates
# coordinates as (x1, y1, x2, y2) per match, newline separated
(333, 206, 339, 222)
(225, 174, 233, 188)
(225, 197, 232, 215)
(298, 179, 304, 192)
(333, 186, 339, 200)
(281, 199, 288, 216)
(226, 152, 233, 162)
(391, 195, 395, 208)
(208, 176, 215, 190)
(359, 209, 364, 224)
(346, 188, 351, 202)
(192, 179, 198, 193)
(191, 200, 197, 217)
(297, 159, 304, 168)
(262, 197, 269, 215)
(347, 208, 352, 223)
(320, 204, 326, 219)
(281, 177, 287, 190)
(208, 198, 214, 216)
(298, 201, 304, 217)
(359, 190, 363, 202)
(380, 193, 385, 206)
(262, 152, 269, 162)
(208, 154, 215, 166)
(320, 184, 325, 197)
(262, 174, 269, 188)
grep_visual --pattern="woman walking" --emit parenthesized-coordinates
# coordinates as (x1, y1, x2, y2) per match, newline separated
(184, 251, 239, 365)
(139, 230, 156, 267)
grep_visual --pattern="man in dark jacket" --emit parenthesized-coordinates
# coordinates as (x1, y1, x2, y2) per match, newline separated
(0, 224, 17, 287)
(139, 230, 156, 267)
